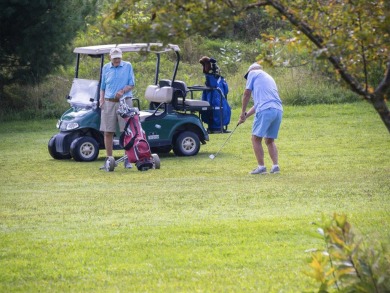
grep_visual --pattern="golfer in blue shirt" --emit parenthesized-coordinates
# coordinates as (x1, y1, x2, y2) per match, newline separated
(99, 47, 135, 166)
(239, 63, 283, 175)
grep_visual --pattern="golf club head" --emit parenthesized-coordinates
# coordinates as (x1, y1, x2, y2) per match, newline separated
(210, 124, 239, 159)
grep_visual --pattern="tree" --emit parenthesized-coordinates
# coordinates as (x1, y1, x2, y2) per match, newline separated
(0, 0, 96, 90)
(102, 0, 390, 132)
(258, 0, 390, 132)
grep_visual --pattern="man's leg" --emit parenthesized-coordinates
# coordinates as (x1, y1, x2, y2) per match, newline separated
(252, 135, 265, 166)
(265, 138, 278, 165)
(104, 132, 114, 157)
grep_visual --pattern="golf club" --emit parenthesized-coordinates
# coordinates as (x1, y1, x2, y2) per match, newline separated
(209, 123, 239, 160)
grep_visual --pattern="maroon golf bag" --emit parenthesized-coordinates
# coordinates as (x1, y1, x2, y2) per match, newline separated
(119, 107, 154, 171)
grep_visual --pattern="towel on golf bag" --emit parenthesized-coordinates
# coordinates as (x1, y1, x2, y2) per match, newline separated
(119, 107, 154, 171)
(201, 73, 231, 132)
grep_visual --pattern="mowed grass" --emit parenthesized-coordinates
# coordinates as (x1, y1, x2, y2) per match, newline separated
(0, 102, 389, 292)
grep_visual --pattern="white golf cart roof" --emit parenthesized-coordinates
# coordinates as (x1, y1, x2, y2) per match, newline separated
(73, 43, 180, 55)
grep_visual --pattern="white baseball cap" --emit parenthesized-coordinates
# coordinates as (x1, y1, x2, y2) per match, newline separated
(110, 47, 122, 59)
(244, 62, 262, 79)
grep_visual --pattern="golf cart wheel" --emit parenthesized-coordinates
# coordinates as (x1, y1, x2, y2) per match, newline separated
(152, 153, 161, 169)
(48, 135, 71, 160)
(173, 131, 200, 156)
(70, 136, 99, 162)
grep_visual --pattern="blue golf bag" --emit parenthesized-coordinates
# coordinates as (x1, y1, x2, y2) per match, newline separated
(200, 73, 231, 132)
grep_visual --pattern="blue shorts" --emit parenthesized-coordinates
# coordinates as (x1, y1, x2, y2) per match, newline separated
(252, 108, 283, 139)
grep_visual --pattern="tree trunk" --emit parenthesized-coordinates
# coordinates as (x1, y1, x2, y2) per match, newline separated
(371, 94, 390, 133)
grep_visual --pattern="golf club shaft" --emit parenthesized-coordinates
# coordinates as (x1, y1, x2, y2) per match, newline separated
(213, 123, 239, 157)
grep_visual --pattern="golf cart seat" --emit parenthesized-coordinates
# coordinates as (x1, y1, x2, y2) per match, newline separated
(138, 85, 174, 121)
(159, 79, 211, 112)
(144, 85, 173, 103)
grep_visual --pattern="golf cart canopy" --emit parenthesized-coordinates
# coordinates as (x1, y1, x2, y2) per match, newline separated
(70, 43, 182, 107)
(73, 43, 180, 55)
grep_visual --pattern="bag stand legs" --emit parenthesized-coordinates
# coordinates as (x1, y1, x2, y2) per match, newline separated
(99, 154, 160, 172)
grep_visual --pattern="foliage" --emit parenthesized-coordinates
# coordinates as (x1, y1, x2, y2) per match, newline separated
(263, 0, 389, 90)
(84, 0, 152, 44)
(262, 0, 390, 131)
(0, 37, 363, 121)
(231, 9, 290, 41)
(305, 214, 390, 292)
(0, 75, 73, 121)
(0, 0, 97, 87)
(218, 41, 242, 74)
(179, 36, 258, 66)
(0, 0, 98, 121)
(256, 29, 311, 68)
(100, 0, 390, 132)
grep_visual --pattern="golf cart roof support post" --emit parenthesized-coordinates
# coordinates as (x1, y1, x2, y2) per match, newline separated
(98, 54, 105, 89)
(172, 51, 180, 82)
(75, 54, 80, 78)
(155, 53, 160, 85)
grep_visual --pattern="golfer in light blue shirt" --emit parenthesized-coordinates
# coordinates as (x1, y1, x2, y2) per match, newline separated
(100, 59, 135, 100)
(239, 63, 283, 175)
(99, 47, 135, 165)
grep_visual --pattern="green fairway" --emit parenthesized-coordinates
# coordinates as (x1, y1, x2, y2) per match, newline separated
(0, 102, 389, 292)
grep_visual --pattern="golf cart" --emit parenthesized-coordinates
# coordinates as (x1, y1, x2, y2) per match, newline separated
(48, 43, 210, 162)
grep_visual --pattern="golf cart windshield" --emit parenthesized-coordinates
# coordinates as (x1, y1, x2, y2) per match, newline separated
(68, 78, 99, 108)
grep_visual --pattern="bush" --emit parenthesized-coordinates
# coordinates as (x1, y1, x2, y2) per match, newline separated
(305, 214, 390, 292)
(0, 75, 72, 121)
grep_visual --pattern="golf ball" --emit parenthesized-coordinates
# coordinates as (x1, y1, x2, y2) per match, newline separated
(209, 154, 215, 159)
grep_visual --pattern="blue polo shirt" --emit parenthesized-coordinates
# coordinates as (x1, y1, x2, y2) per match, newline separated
(101, 61, 135, 99)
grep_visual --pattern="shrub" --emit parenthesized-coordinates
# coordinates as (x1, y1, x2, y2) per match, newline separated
(0, 75, 71, 121)
(305, 213, 390, 292)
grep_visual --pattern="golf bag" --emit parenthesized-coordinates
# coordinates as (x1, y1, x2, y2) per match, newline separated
(200, 73, 231, 132)
(199, 56, 231, 132)
(118, 107, 154, 171)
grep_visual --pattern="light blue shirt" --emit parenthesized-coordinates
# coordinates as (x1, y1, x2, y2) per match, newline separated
(100, 61, 135, 99)
(246, 69, 283, 112)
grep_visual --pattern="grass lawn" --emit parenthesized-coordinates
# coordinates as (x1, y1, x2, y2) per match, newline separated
(0, 102, 389, 292)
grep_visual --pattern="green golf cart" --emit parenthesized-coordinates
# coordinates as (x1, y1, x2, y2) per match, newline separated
(48, 43, 210, 162)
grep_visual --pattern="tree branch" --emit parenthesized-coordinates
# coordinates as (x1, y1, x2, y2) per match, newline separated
(263, 0, 371, 100)
(242, 0, 390, 132)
